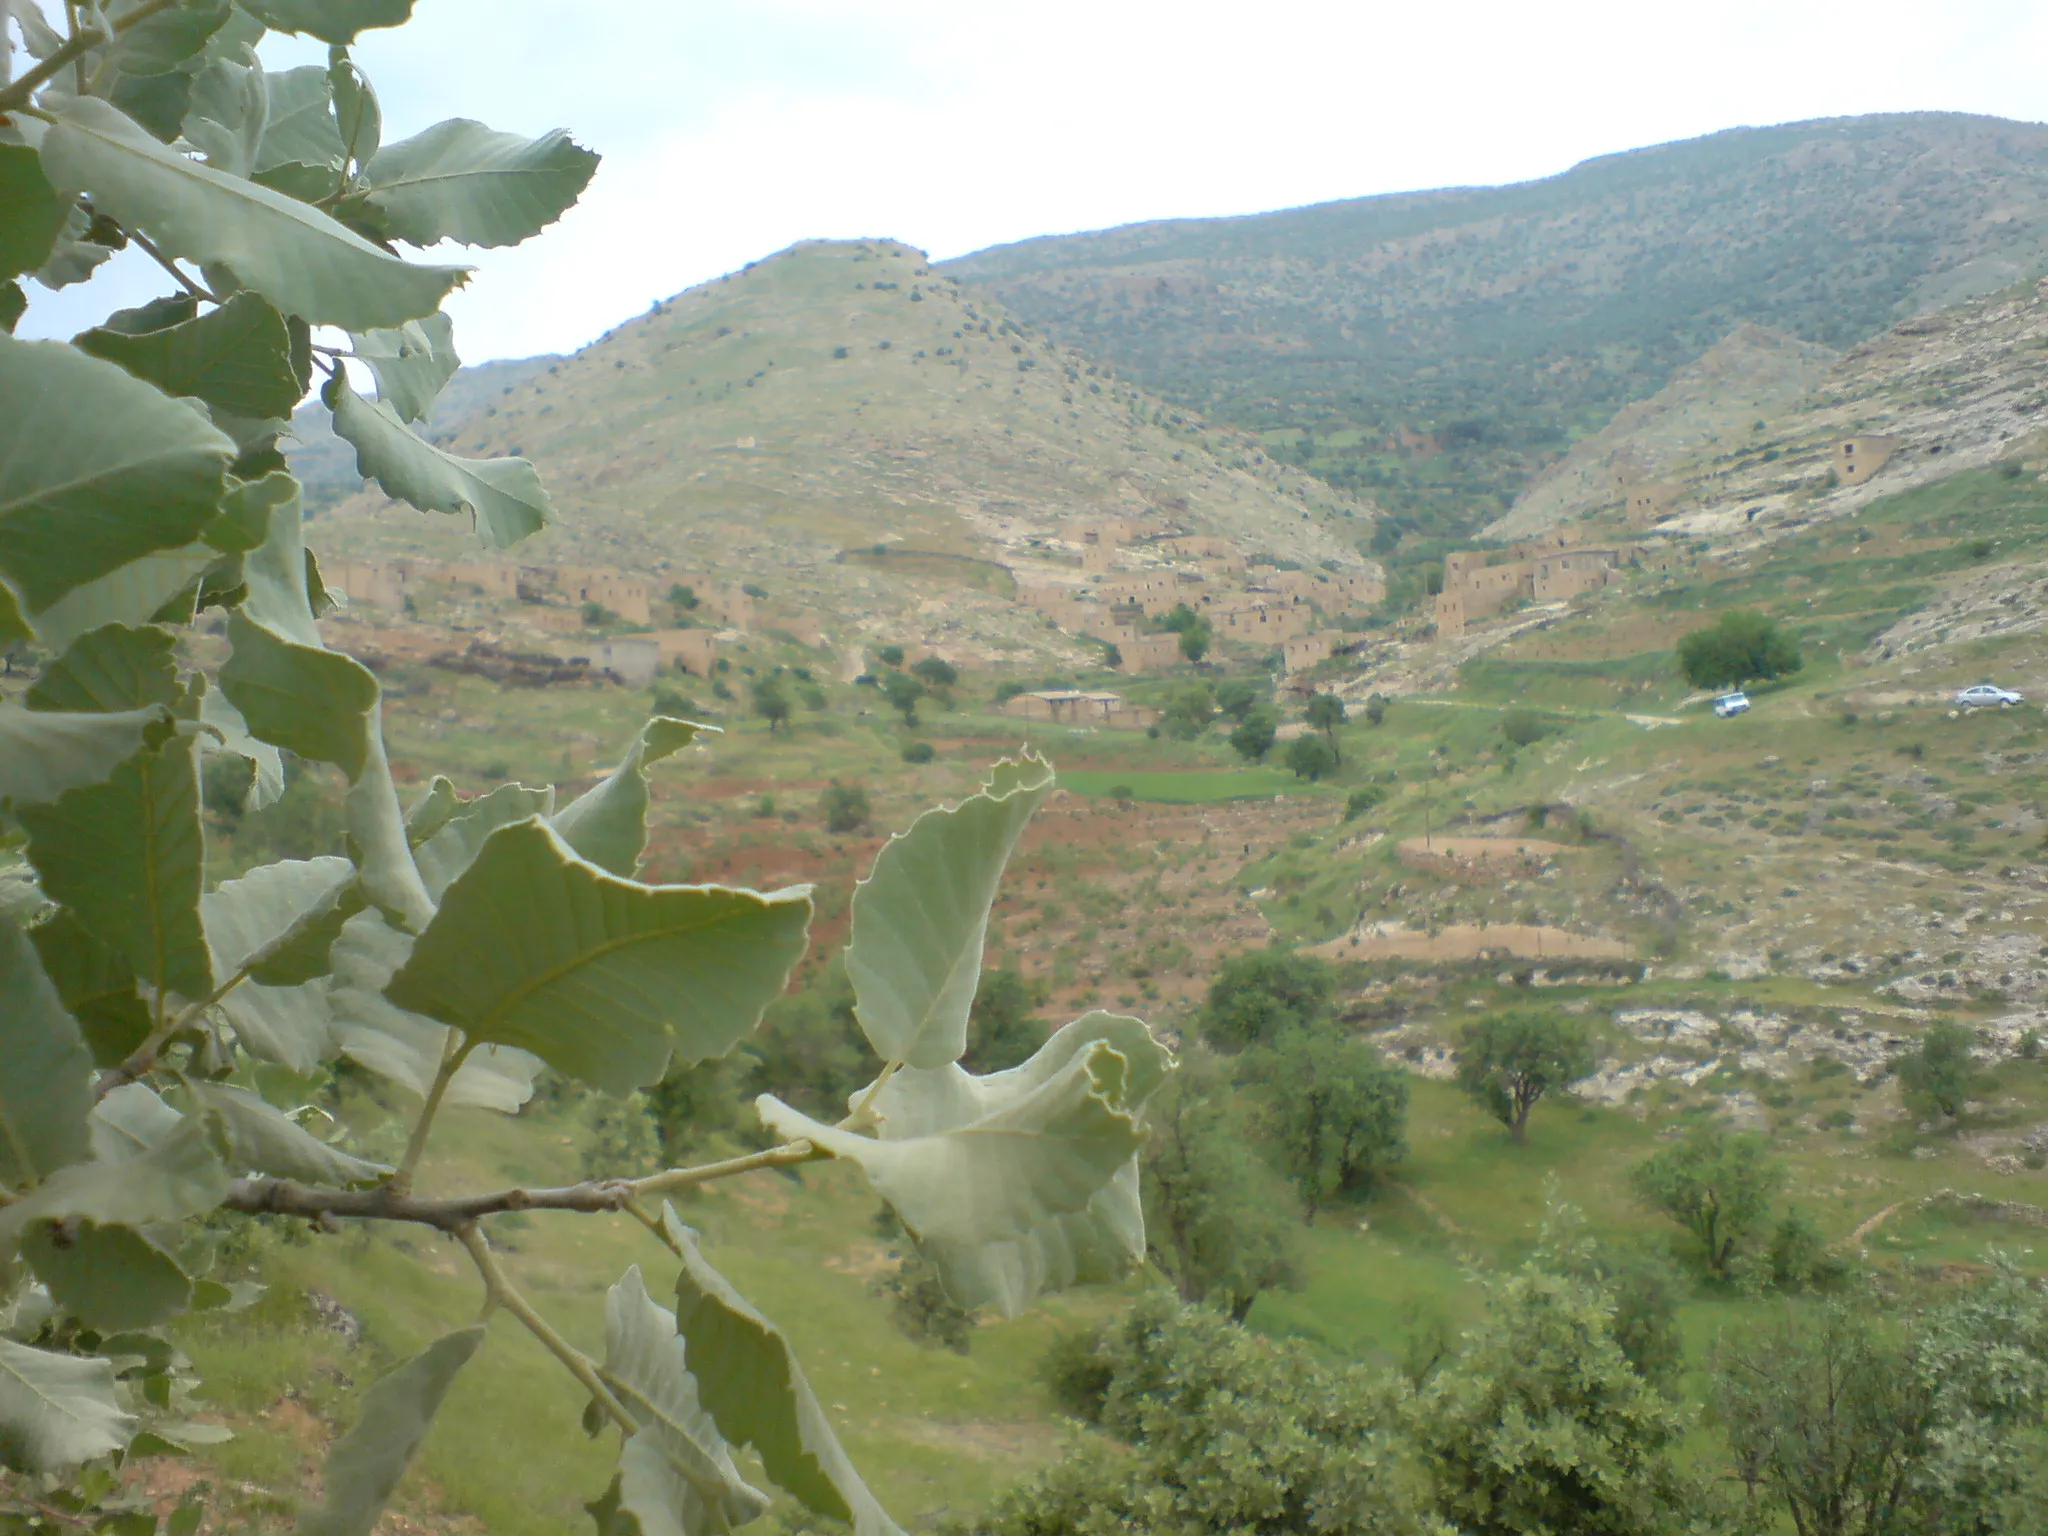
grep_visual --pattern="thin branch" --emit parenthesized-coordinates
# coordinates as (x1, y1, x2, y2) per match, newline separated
(221, 1141, 823, 1232)
(454, 1223, 637, 1436)
(839, 1060, 900, 1132)
(389, 1032, 476, 1195)
(96, 966, 253, 1100)
(124, 227, 212, 301)
(0, 24, 104, 114)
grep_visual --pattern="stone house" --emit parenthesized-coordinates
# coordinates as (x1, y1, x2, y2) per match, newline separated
(1835, 435, 1901, 486)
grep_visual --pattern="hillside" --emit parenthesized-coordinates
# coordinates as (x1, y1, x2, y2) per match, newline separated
(310, 239, 1376, 666)
(945, 113, 2048, 534)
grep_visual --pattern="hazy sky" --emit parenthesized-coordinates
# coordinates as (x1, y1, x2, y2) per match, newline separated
(14, 0, 2047, 363)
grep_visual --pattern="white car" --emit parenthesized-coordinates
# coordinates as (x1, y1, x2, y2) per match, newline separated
(1956, 684, 2024, 708)
(1713, 691, 1751, 718)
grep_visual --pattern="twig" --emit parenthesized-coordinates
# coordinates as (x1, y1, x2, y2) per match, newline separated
(454, 1223, 637, 1436)
(124, 227, 212, 301)
(221, 1141, 822, 1232)
(389, 1032, 476, 1195)
(839, 1060, 900, 1131)
(0, 24, 104, 114)
(96, 967, 254, 1099)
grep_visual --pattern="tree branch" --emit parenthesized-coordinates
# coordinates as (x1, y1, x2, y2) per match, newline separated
(124, 227, 213, 302)
(0, 25, 105, 115)
(389, 1032, 476, 1195)
(221, 1140, 822, 1231)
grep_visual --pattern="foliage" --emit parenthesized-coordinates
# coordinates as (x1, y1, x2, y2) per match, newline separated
(1676, 608, 1803, 690)
(875, 645, 905, 668)
(880, 670, 924, 725)
(1244, 1022, 1408, 1218)
(1898, 1020, 1978, 1120)
(989, 1294, 1437, 1536)
(1453, 1010, 1598, 1144)
(1154, 602, 1213, 663)
(1629, 1126, 1787, 1278)
(1214, 677, 1263, 722)
(900, 740, 934, 764)
(1200, 948, 1337, 1052)
(1345, 783, 1388, 819)
(1408, 1260, 1727, 1536)
(1159, 683, 1214, 741)
(0, 18, 1172, 1530)
(908, 656, 956, 688)
(1228, 705, 1278, 762)
(1284, 732, 1337, 781)
(821, 780, 872, 833)
(1304, 693, 1345, 760)
(1140, 1058, 1306, 1321)
(751, 673, 792, 732)
(1531, 1201, 1687, 1389)
(962, 967, 1047, 1074)
(1499, 708, 1554, 747)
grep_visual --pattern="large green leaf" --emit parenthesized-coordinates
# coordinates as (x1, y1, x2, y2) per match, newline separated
(29, 911, 152, 1067)
(0, 706, 169, 807)
(551, 718, 701, 878)
(243, 0, 413, 44)
(412, 782, 553, 903)
(181, 50, 268, 180)
(0, 145, 68, 280)
(25, 622, 179, 714)
(0, 920, 95, 1189)
(384, 820, 813, 1096)
(88, 1083, 183, 1163)
(0, 334, 232, 623)
(602, 1265, 771, 1536)
(328, 47, 380, 164)
(18, 711, 213, 1005)
(105, 0, 233, 78)
(843, 753, 1053, 1069)
(189, 1082, 387, 1184)
(21, 1220, 191, 1331)
(354, 119, 598, 249)
(0, 1336, 135, 1473)
(201, 854, 357, 985)
(40, 97, 464, 330)
(29, 545, 222, 653)
(350, 311, 458, 423)
(220, 611, 378, 777)
(216, 976, 333, 1074)
(0, 1116, 229, 1253)
(327, 380, 550, 548)
(199, 686, 285, 810)
(256, 65, 345, 175)
(758, 1013, 1168, 1316)
(665, 1213, 901, 1536)
(344, 708, 435, 931)
(74, 291, 304, 422)
(296, 1326, 484, 1536)
(327, 912, 538, 1109)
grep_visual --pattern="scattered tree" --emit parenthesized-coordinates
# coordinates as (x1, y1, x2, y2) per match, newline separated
(580, 598, 609, 626)
(1500, 708, 1553, 747)
(1285, 733, 1338, 781)
(1229, 705, 1278, 761)
(882, 669, 925, 724)
(1454, 1010, 1597, 1143)
(1898, 1019, 1978, 1119)
(876, 644, 906, 667)
(910, 655, 958, 687)
(1156, 602, 1214, 663)
(1214, 677, 1264, 721)
(1305, 693, 1346, 761)
(750, 672, 792, 731)
(1346, 783, 1389, 819)
(1629, 1126, 1786, 1277)
(1201, 949, 1337, 1051)
(901, 740, 935, 764)
(667, 583, 699, 609)
(821, 779, 873, 832)
(1677, 608, 1802, 690)
(1160, 683, 1216, 740)
(1247, 1023, 1409, 1219)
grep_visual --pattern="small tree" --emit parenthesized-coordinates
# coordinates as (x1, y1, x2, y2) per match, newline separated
(1898, 1019, 1977, 1119)
(1202, 949, 1337, 1051)
(875, 644, 906, 667)
(821, 780, 872, 833)
(1215, 678, 1263, 722)
(1629, 1126, 1786, 1277)
(1305, 693, 1346, 761)
(1139, 1062, 1307, 1322)
(1500, 708, 1552, 747)
(1285, 733, 1338, 781)
(1161, 683, 1215, 740)
(1677, 609, 1802, 690)
(1156, 602, 1213, 663)
(882, 669, 925, 725)
(667, 583, 699, 610)
(580, 598, 609, 626)
(1455, 1010, 1597, 1143)
(1229, 705, 1278, 762)
(910, 655, 958, 688)
(750, 672, 792, 732)
(1248, 1023, 1408, 1219)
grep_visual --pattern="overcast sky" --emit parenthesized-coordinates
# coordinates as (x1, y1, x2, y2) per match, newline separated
(14, 0, 2048, 362)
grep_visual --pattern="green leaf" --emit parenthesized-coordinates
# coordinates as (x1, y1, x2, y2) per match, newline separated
(412, 782, 553, 902)
(601, 1265, 771, 1536)
(198, 686, 285, 811)
(402, 776, 457, 845)
(29, 911, 152, 1067)
(355, 119, 598, 249)
(33, 204, 118, 291)
(32, 546, 222, 653)
(109, 66, 201, 144)
(758, 1012, 1168, 1316)
(0, 1337, 135, 1473)
(256, 65, 345, 176)
(181, 51, 267, 180)
(0, 1116, 229, 1253)
(844, 753, 1053, 1069)
(243, 0, 414, 44)
(206, 470, 299, 555)
(0, 145, 68, 281)
(665, 1213, 901, 1536)
(21, 1221, 191, 1331)
(0, 280, 25, 333)
(0, 706, 170, 807)
(220, 611, 378, 777)
(216, 977, 333, 1074)
(295, 1325, 484, 1536)
(385, 820, 813, 1096)
(39, 97, 465, 331)
(351, 311, 457, 423)
(327, 913, 537, 1109)
(0, 334, 233, 624)
(25, 622, 178, 714)
(0, 919, 95, 1188)
(328, 47, 380, 164)
(202, 855, 358, 985)
(552, 718, 702, 878)
(89, 1083, 183, 1163)
(18, 715, 213, 1005)
(188, 1082, 386, 1183)
(327, 380, 550, 548)
(106, 0, 233, 78)
(74, 291, 304, 422)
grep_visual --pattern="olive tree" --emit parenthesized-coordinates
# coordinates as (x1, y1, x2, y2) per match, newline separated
(1454, 1010, 1597, 1144)
(0, 10, 1168, 1533)
(1629, 1126, 1786, 1278)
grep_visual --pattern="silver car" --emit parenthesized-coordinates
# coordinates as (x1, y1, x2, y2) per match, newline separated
(1956, 684, 2023, 708)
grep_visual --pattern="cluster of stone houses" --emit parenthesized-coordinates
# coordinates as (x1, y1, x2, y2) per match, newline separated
(1431, 532, 1639, 638)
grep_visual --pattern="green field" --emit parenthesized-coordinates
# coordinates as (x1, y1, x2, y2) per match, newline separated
(1053, 766, 1321, 802)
